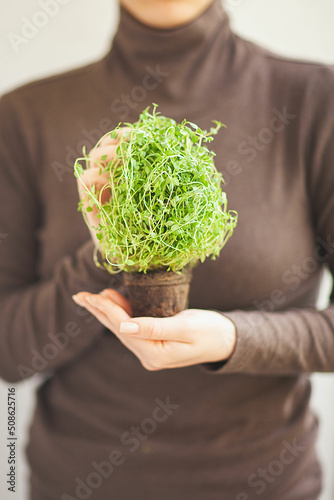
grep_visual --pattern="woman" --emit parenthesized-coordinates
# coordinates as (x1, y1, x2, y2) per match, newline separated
(0, 0, 333, 498)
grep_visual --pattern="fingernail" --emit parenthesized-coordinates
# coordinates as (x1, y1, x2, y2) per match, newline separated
(72, 294, 85, 306)
(120, 322, 139, 334)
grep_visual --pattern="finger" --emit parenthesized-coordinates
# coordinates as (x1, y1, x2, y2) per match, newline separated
(89, 145, 119, 169)
(72, 293, 152, 361)
(76, 298, 115, 331)
(72, 292, 130, 330)
(81, 297, 158, 360)
(76, 170, 111, 246)
(76, 169, 111, 219)
(117, 334, 198, 371)
(83, 292, 130, 323)
(99, 127, 132, 147)
(100, 289, 133, 317)
(72, 295, 195, 370)
(77, 168, 110, 199)
(119, 315, 193, 343)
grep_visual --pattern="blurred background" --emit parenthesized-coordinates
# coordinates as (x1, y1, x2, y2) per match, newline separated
(0, 0, 333, 498)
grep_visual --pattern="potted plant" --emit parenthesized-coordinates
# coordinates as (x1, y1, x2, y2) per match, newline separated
(74, 104, 237, 317)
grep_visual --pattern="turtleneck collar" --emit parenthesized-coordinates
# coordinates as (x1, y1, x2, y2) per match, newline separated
(102, 0, 234, 120)
(113, 0, 228, 62)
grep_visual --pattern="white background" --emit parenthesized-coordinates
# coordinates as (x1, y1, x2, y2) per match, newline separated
(0, 1, 334, 499)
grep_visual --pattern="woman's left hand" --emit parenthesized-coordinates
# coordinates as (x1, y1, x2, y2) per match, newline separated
(72, 289, 236, 370)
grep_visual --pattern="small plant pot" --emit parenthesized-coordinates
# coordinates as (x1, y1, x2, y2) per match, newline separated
(123, 266, 192, 318)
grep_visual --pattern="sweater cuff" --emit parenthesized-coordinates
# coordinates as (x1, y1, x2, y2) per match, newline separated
(199, 310, 261, 375)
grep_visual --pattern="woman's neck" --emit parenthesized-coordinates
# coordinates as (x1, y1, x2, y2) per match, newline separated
(100, 0, 232, 120)
(119, 0, 215, 29)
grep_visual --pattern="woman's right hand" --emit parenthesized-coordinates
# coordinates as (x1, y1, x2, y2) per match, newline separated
(76, 127, 131, 247)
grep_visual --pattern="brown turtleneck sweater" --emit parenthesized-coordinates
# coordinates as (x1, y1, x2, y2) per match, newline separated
(0, 1, 333, 499)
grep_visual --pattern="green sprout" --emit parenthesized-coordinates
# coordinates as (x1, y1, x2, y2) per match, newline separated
(74, 104, 238, 274)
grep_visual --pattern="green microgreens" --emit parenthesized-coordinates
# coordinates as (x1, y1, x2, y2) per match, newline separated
(74, 104, 238, 274)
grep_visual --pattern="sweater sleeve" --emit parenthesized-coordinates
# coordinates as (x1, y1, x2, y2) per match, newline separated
(0, 93, 117, 383)
(200, 65, 334, 376)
